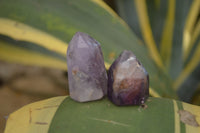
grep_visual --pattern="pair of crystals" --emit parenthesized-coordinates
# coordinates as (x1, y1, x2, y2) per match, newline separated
(67, 32, 149, 106)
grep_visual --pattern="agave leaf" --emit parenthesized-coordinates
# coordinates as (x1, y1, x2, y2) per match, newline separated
(183, 0, 200, 60)
(4, 96, 66, 133)
(0, 18, 68, 56)
(175, 41, 200, 102)
(174, 19, 200, 101)
(115, 0, 144, 42)
(115, 0, 196, 79)
(184, 20, 200, 65)
(0, 0, 176, 97)
(177, 63, 200, 102)
(4, 96, 200, 133)
(0, 36, 67, 70)
(174, 27, 200, 90)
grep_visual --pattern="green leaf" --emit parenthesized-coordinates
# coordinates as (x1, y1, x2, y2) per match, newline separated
(183, 20, 200, 66)
(176, 41, 200, 102)
(0, 0, 176, 98)
(4, 96, 200, 133)
(4, 96, 67, 133)
(175, 21, 200, 102)
(0, 36, 67, 70)
(114, 0, 200, 102)
(183, 1, 200, 61)
(177, 63, 200, 102)
(115, 0, 144, 42)
(50, 97, 200, 133)
(115, 0, 194, 79)
(115, 0, 166, 70)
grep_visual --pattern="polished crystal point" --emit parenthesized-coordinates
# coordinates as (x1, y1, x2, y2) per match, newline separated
(108, 50, 149, 106)
(67, 32, 107, 102)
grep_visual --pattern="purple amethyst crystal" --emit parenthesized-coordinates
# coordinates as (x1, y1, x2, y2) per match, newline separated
(108, 50, 149, 106)
(66, 32, 107, 102)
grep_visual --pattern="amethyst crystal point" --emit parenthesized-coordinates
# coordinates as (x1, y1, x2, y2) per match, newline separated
(66, 32, 108, 102)
(108, 50, 149, 106)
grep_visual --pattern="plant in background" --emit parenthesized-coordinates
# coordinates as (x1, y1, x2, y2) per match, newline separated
(0, 0, 200, 132)
(115, 0, 200, 103)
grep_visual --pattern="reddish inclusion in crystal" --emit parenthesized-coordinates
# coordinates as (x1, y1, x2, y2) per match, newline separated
(108, 50, 149, 106)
